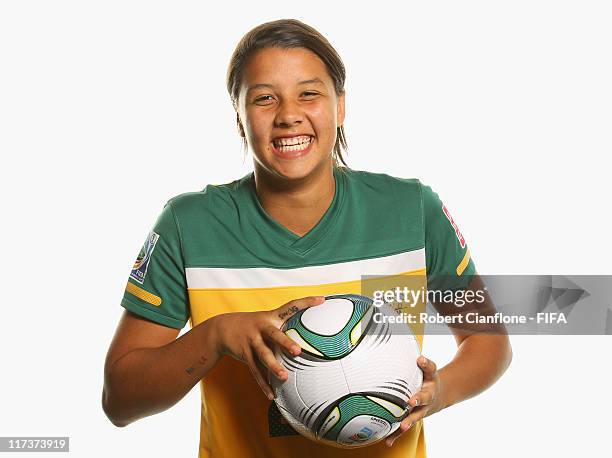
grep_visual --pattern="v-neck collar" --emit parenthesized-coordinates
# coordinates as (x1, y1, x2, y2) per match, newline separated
(238, 167, 347, 256)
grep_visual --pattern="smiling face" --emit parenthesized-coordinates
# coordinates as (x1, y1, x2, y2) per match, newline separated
(236, 47, 345, 183)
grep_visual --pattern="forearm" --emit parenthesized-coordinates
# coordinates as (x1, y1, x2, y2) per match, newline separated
(436, 333, 512, 412)
(102, 317, 221, 427)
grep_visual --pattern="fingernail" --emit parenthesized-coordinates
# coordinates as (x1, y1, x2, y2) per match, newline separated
(420, 356, 427, 365)
(386, 439, 394, 447)
(414, 398, 419, 406)
(267, 392, 274, 401)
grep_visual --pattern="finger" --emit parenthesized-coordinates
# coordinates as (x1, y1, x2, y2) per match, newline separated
(418, 355, 437, 378)
(263, 325, 301, 356)
(385, 406, 429, 447)
(385, 415, 415, 447)
(254, 356, 274, 393)
(273, 296, 326, 326)
(250, 335, 288, 381)
(243, 347, 274, 401)
(408, 386, 435, 408)
(402, 406, 428, 431)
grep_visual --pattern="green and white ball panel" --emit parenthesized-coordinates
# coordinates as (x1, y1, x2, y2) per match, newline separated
(316, 394, 406, 447)
(281, 295, 373, 359)
(300, 297, 354, 335)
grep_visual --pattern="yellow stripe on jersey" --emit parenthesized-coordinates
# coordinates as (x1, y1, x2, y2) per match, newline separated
(188, 269, 426, 338)
(125, 282, 162, 306)
(456, 248, 471, 276)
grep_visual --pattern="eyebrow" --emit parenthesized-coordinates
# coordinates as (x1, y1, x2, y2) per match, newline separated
(246, 78, 325, 94)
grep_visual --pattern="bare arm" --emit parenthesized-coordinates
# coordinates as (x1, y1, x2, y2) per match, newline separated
(102, 296, 324, 427)
(386, 274, 512, 446)
(434, 274, 513, 411)
(102, 310, 221, 427)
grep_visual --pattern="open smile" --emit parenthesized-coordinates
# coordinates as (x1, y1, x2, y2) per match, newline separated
(271, 135, 314, 158)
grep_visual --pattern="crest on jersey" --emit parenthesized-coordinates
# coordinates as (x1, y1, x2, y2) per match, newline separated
(442, 205, 466, 249)
(130, 231, 159, 284)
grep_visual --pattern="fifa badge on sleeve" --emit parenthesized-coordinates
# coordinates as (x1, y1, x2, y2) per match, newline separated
(130, 231, 160, 284)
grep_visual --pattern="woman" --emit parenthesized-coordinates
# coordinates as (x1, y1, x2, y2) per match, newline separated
(103, 19, 512, 458)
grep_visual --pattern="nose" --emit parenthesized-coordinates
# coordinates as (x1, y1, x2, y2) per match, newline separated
(274, 99, 303, 128)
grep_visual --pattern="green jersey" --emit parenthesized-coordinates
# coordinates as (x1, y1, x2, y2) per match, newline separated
(121, 167, 475, 458)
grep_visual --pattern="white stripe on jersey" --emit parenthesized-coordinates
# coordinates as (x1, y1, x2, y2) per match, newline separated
(185, 248, 425, 289)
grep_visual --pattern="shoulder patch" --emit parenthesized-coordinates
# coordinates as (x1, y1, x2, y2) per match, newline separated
(130, 231, 160, 284)
(442, 205, 466, 249)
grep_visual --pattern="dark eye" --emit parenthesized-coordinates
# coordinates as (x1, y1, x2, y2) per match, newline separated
(254, 95, 274, 104)
(302, 91, 319, 98)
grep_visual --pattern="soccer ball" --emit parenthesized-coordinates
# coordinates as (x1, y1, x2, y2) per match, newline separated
(271, 294, 423, 448)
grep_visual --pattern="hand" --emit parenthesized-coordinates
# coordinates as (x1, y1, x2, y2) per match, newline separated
(211, 296, 325, 401)
(385, 355, 444, 447)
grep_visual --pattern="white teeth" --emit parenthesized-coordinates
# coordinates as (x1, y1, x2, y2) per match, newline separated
(273, 136, 312, 153)
(273, 135, 312, 147)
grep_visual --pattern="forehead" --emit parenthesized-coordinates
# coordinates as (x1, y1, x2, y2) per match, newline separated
(241, 47, 332, 88)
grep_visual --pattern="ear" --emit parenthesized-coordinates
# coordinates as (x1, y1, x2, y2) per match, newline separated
(336, 91, 346, 127)
(236, 113, 245, 138)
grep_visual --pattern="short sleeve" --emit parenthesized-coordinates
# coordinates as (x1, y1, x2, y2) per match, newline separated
(421, 182, 476, 292)
(120, 201, 190, 329)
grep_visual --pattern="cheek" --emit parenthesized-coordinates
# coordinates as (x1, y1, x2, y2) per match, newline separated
(244, 112, 271, 144)
(309, 104, 337, 138)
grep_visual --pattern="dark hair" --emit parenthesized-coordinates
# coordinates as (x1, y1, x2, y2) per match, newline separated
(226, 19, 348, 167)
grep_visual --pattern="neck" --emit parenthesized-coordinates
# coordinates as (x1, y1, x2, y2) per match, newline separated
(253, 163, 336, 237)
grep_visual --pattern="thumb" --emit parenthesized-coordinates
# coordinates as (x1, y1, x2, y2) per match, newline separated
(273, 296, 326, 326)
(418, 355, 437, 378)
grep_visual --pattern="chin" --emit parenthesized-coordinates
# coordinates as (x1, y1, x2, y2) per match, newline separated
(269, 162, 319, 182)
(257, 150, 331, 183)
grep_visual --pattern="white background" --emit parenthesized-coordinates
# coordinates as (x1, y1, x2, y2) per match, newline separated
(1, 1, 611, 457)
